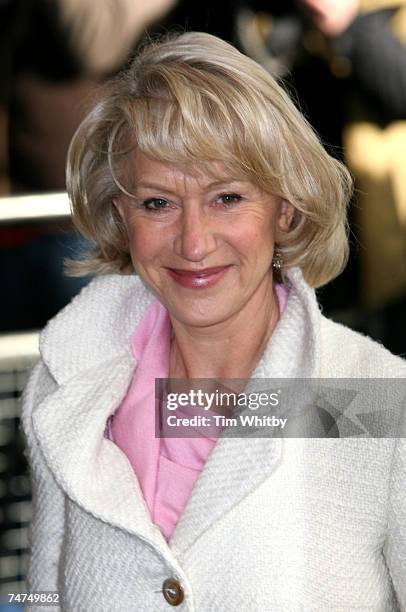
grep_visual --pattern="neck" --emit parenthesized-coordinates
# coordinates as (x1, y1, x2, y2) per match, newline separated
(168, 277, 280, 380)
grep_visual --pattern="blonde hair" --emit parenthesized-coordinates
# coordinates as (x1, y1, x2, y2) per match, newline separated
(66, 31, 352, 288)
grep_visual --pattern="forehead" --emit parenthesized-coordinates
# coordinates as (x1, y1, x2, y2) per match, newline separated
(131, 151, 246, 188)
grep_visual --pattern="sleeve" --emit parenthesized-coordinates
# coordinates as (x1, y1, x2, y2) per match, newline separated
(383, 436, 406, 611)
(20, 360, 65, 612)
(334, 9, 406, 120)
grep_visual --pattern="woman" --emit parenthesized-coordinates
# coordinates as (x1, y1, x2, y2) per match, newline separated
(22, 32, 406, 611)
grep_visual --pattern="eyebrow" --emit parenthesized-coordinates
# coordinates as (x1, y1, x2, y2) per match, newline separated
(134, 179, 245, 194)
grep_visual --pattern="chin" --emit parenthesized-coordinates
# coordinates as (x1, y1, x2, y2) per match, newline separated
(168, 302, 232, 328)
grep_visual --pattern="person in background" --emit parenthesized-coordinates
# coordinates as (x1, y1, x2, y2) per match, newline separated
(0, 0, 175, 331)
(237, 0, 406, 355)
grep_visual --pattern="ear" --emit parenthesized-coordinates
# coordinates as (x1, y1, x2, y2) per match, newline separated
(276, 198, 295, 234)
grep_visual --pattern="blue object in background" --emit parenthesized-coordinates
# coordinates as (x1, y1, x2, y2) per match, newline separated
(0, 228, 93, 332)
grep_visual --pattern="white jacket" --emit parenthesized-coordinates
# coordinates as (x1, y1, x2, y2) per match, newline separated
(21, 267, 406, 611)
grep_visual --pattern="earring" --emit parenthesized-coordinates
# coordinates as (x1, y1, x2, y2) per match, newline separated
(272, 249, 283, 271)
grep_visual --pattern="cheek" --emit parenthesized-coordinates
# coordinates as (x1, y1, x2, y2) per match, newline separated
(231, 218, 275, 256)
(126, 221, 169, 263)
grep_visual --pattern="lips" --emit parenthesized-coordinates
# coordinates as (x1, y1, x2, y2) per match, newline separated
(166, 266, 231, 289)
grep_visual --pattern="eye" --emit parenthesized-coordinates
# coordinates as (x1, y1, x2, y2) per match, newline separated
(142, 198, 169, 211)
(216, 193, 243, 207)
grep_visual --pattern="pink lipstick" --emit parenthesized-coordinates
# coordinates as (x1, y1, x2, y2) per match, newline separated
(167, 266, 231, 289)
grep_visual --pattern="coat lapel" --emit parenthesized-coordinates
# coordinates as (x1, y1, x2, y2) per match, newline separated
(32, 351, 167, 550)
(169, 435, 283, 554)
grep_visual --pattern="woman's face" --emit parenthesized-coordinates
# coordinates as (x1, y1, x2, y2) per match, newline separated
(115, 152, 293, 328)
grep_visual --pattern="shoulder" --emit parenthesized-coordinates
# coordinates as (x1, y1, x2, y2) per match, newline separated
(20, 359, 58, 467)
(319, 315, 406, 377)
(39, 273, 154, 384)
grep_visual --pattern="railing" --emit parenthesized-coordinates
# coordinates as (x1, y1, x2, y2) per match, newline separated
(0, 333, 39, 602)
(0, 192, 70, 224)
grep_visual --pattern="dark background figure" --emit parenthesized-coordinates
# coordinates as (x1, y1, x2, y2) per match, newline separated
(0, 0, 174, 332)
(233, 0, 406, 355)
(0, 0, 94, 332)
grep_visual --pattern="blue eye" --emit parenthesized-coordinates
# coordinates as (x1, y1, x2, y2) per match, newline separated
(218, 193, 243, 206)
(143, 198, 168, 211)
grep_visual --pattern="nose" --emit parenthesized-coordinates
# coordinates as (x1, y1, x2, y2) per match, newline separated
(174, 202, 218, 262)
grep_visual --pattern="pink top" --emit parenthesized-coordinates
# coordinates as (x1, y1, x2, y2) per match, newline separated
(104, 284, 288, 541)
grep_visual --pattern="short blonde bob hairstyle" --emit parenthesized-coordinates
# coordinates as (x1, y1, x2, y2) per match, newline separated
(66, 31, 352, 288)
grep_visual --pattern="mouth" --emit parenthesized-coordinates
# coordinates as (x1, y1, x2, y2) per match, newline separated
(166, 265, 232, 289)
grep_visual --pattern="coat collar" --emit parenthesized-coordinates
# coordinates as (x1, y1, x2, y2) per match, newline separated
(39, 273, 154, 385)
(32, 267, 323, 558)
(40, 267, 321, 383)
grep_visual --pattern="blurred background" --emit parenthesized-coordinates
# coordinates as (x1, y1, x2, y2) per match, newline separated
(0, 0, 405, 607)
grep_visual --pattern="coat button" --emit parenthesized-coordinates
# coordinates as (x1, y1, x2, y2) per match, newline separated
(162, 578, 184, 606)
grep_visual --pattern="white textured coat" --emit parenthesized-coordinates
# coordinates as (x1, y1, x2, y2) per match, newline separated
(21, 268, 406, 611)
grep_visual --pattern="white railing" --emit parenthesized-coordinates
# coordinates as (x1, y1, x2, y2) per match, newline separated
(0, 192, 71, 224)
(0, 332, 39, 369)
(0, 333, 39, 598)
